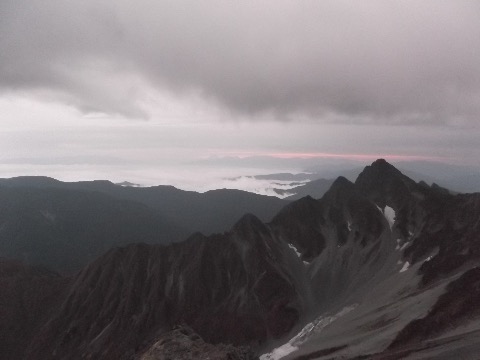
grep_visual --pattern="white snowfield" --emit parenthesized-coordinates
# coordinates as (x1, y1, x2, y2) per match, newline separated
(383, 205, 396, 229)
(259, 305, 358, 360)
(376, 205, 396, 229)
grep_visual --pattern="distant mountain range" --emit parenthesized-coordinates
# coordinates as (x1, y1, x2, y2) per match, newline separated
(253, 160, 480, 198)
(2, 159, 480, 359)
(0, 177, 287, 273)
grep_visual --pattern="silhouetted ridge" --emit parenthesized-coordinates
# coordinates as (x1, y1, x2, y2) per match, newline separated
(331, 175, 354, 189)
(74, 179, 116, 191)
(370, 158, 399, 171)
(430, 182, 450, 195)
(355, 158, 418, 210)
(0, 176, 287, 272)
(0, 176, 63, 188)
(233, 213, 270, 236)
(322, 176, 357, 204)
(271, 196, 322, 225)
(355, 159, 412, 190)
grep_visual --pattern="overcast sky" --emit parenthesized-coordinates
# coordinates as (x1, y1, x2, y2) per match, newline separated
(1, 1, 479, 189)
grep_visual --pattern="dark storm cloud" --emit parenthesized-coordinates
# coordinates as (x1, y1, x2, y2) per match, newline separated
(1, 0, 480, 123)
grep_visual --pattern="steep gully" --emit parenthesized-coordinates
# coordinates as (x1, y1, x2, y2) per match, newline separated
(1, 159, 480, 359)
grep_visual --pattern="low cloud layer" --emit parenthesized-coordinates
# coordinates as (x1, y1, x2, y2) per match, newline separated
(1, 1, 480, 124)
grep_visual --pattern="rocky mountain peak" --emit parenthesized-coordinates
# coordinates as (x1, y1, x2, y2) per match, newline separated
(355, 159, 417, 209)
(271, 196, 320, 223)
(355, 159, 404, 186)
(322, 176, 357, 204)
(0, 176, 62, 188)
(232, 213, 270, 236)
(331, 175, 354, 188)
(371, 158, 397, 169)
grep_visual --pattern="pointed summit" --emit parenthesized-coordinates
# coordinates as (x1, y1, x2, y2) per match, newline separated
(355, 159, 412, 188)
(332, 175, 354, 187)
(355, 159, 417, 209)
(357, 159, 403, 180)
(330, 176, 355, 192)
(322, 175, 357, 204)
(232, 213, 270, 237)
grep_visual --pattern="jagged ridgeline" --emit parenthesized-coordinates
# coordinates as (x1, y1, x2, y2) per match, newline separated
(1, 159, 480, 359)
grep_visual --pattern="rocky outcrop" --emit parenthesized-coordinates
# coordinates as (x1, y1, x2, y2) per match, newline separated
(139, 325, 257, 360)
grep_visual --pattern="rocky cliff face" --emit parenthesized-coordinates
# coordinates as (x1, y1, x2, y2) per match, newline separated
(3, 159, 480, 359)
(24, 213, 305, 359)
(280, 160, 480, 359)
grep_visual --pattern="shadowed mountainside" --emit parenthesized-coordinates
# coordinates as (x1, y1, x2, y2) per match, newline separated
(0, 177, 288, 236)
(0, 187, 187, 273)
(0, 179, 287, 273)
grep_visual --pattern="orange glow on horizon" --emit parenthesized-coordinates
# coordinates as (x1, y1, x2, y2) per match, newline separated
(266, 152, 447, 162)
(206, 150, 449, 163)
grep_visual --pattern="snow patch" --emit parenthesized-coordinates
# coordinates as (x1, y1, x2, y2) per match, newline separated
(288, 243, 310, 265)
(383, 206, 396, 229)
(376, 205, 396, 229)
(260, 304, 358, 360)
(399, 242, 410, 251)
(259, 343, 298, 360)
(347, 221, 352, 231)
(288, 243, 302, 258)
(399, 261, 410, 273)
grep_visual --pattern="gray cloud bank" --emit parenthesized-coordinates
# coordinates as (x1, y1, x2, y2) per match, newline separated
(1, 0, 480, 123)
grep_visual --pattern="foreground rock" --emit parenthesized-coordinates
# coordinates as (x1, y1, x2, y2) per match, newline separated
(139, 325, 257, 360)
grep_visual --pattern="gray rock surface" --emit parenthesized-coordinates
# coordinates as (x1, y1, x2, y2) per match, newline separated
(139, 325, 257, 360)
